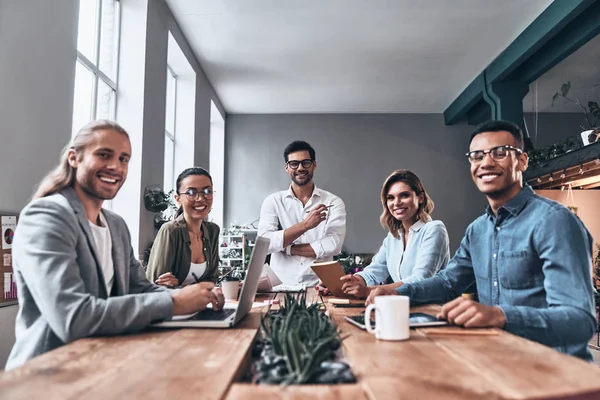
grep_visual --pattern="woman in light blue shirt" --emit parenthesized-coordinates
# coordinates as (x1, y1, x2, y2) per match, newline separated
(341, 170, 450, 298)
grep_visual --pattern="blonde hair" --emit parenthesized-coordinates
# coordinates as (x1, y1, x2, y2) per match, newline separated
(32, 120, 129, 199)
(379, 169, 434, 238)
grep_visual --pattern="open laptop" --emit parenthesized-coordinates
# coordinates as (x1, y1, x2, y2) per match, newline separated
(152, 236, 270, 329)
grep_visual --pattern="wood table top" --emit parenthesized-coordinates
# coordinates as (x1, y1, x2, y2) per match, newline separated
(1, 290, 600, 400)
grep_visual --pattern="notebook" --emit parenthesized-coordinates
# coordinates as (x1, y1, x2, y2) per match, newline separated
(152, 236, 270, 328)
(310, 260, 348, 298)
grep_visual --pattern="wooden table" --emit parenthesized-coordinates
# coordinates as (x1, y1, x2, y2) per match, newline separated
(2, 290, 600, 400)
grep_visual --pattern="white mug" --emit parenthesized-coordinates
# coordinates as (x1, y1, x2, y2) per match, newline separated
(221, 281, 239, 300)
(365, 295, 410, 341)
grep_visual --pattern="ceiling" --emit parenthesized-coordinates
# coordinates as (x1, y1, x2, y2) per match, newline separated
(166, 0, 553, 114)
(523, 33, 600, 113)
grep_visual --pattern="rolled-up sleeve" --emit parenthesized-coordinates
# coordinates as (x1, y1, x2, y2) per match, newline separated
(257, 195, 285, 254)
(309, 197, 346, 259)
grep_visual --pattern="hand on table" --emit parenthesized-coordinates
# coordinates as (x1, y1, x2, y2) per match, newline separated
(365, 286, 399, 306)
(437, 297, 506, 328)
(171, 282, 217, 315)
(340, 274, 370, 298)
(155, 272, 178, 287)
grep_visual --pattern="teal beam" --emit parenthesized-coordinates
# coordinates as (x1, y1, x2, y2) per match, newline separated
(486, 0, 596, 83)
(511, 0, 600, 83)
(444, 73, 484, 124)
(467, 101, 491, 126)
(444, 0, 596, 125)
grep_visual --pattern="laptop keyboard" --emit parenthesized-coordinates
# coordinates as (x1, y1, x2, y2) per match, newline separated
(192, 308, 236, 321)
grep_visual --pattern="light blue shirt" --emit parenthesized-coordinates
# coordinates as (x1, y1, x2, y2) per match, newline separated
(398, 186, 595, 361)
(356, 217, 450, 286)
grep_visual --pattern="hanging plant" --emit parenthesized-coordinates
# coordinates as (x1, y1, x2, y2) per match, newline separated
(552, 81, 599, 130)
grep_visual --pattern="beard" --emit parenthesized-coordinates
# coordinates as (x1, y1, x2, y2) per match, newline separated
(291, 171, 313, 186)
(79, 171, 123, 201)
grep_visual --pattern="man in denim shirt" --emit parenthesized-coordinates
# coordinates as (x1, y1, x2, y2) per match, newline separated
(368, 120, 595, 361)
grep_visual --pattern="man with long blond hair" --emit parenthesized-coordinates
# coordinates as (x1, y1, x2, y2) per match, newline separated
(6, 120, 223, 370)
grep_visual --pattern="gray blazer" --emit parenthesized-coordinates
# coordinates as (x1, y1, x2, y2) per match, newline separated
(6, 188, 174, 370)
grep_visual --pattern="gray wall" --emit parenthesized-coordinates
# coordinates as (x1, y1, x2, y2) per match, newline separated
(0, 0, 78, 213)
(524, 112, 588, 149)
(224, 114, 485, 254)
(0, 0, 79, 370)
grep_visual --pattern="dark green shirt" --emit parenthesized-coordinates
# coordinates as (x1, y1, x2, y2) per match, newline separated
(146, 214, 221, 285)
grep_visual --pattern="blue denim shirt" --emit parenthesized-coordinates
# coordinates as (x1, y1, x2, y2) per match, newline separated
(355, 218, 449, 286)
(398, 186, 595, 361)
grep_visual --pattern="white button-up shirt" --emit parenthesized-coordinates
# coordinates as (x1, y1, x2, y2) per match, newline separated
(258, 185, 346, 286)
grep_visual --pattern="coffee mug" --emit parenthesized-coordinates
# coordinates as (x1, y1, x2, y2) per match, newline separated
(364, 295, 410, 341)
(221, 281, 239, 300)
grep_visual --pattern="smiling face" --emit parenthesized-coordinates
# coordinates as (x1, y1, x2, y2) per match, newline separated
(285, 150, 315, 187)
(469, 130, 528, 203)
(69, 128, 130, 204)
(386, 181, 423, 224)
(175, 174, 213, 222)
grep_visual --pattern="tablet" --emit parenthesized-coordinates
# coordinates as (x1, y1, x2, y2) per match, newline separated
(310, 260, 349, 298)
(344, 313, 448, 330)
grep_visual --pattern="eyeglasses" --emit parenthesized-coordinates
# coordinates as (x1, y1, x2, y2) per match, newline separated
(179, 187, 214, 200)
(466, 145, 523, 164)
(286, 159, 314, 169)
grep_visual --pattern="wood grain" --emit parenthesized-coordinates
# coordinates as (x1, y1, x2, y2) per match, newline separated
(226, 383, 367, 400)
(3, 290, 600, 399)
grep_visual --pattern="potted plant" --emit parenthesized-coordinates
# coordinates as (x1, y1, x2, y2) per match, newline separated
(552, 81, 600, 145)
(252, 292, 355, 385)
(334, 248, 368, 275)
(143, 185, 178, 229)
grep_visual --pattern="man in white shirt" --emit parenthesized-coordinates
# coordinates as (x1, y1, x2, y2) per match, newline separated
(258, 141, 346, 286)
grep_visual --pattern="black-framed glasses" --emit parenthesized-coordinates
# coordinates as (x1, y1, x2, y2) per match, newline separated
(179, 187, 214, 200)
(286, 159, 314, 169)
(466, 145, 523, 164)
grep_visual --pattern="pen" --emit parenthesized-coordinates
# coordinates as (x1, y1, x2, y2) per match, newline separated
(305, 205, 334, 213)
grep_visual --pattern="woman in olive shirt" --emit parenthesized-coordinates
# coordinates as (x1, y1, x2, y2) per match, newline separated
(146, 167, 221, 287)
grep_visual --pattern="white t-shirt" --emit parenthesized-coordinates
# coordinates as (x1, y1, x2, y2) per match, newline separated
(88, 212, 114, 295)
(182, 262, 208, 286)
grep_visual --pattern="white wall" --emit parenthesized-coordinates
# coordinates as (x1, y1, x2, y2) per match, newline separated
(115, 0, 227, 258)
(224, 114, 485, 254)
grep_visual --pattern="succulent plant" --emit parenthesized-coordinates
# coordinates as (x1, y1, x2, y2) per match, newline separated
(255, 292, 355, 385)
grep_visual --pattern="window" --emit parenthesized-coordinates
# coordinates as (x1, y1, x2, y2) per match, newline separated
(164, 65, 177, 192)
(72, 0, 120, 135)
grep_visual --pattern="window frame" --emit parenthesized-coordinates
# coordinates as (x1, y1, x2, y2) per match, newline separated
(164, 64, 178, 192)
(75, 0, 121, 123)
